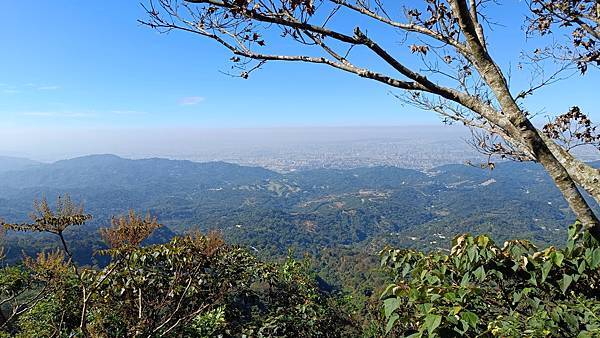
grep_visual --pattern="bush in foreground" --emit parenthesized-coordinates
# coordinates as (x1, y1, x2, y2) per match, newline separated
(0, 196, 355, 337)
(380, 222, 600, 337)
(0, 233, 355, 337)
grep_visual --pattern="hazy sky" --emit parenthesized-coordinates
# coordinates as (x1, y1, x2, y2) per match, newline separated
(0, 125, 473, 161)
(0, 1, 598, 154)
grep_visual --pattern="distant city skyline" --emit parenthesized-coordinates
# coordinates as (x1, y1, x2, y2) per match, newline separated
(1, 125, 598, 171)
(0, 125, 470, 162)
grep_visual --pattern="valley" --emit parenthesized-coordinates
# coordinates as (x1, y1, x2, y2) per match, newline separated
(1, 154, 597, 268)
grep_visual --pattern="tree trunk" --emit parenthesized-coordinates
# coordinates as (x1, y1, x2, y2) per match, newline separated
(523, 125, 600, 240)
(449, 0, 600, 240)
(540, 133, 600, 206)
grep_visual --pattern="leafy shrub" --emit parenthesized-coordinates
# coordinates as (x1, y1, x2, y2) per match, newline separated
(185, 306, 226, 337)
(0, 233, 354, 337)
(0, 198, 356, 336)
(380, 222, 600, 337)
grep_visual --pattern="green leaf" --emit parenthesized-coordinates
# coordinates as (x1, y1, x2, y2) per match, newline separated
(467, 246, 476, 262)
(578, 261, 586, 274)
(528, 272, 538, 286)
(512, 290, 522, 304)
(591, 248, 600, 269)
(514, 288, 533, 304)
(380, 284, 395, 299)
(566, 239, 575, 253)
(385, 313, 399, 334)
(461, 311, 479, 328)
(457, 320, 469, 335)
(444, 292, 456, 301)
(426, 274, 441, 284)
(402, 263, 411, 277)
(430, 293, 441, 301)
(473, 266, 486, 282)
(477, 236, 490, 247)
(417, 303, 433, 313)
(423, 314, 442, 335)
(568, 222, 578, 239)
(559, 274, 573, 294)
(541, 260, 552, 283)
(452, 305, 462, 315)
(460, 273, 470, 287)
(384, 298, 400, 318)
(552, 252, 564, 267)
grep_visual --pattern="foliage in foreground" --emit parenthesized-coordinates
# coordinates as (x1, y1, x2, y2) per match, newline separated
(0, 234, 354, 337)
(0, 196, 355, 337)
(380, 222, 600, 337)
(2, 195, 600, 337)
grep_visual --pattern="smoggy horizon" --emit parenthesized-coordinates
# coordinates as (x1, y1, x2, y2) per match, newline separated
(0, 124, 470, 162)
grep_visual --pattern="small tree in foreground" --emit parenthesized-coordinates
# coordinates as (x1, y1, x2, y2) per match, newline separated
(141, 0, 600, 239)
(1, 195, 92, 334)
(99, 210, 162, 250)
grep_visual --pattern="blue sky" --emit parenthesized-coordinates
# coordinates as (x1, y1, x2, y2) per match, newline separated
(0, 1, 598, 130)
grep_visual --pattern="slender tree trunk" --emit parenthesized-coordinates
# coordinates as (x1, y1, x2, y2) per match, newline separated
(540, 133, 600, 206)
(519, 123, 600, 240)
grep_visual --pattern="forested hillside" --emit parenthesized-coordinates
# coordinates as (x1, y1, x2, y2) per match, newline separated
(2, 155, 597, 269)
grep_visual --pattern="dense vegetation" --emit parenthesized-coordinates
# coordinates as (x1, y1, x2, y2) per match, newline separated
(380, 222, 600, 337)
(2, 155, 598, 269)
(1, 196, 599, 337)
(0, 199, 357, 337)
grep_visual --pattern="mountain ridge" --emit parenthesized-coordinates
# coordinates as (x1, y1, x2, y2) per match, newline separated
(0, 155, 43, 173)
(0, 154, 278, 190)
(1, 153, 597, 266)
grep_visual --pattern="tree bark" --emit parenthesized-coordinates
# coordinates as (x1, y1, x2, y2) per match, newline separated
(450, 0, 600, 240)
(540, 133, 600, 206)
(525, 125, 600, 240)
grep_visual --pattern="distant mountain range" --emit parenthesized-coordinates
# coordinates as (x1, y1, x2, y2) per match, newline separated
(0, 154, 274, 190)
(0, 156, 42, 173)
(0, 154, 598, 265)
